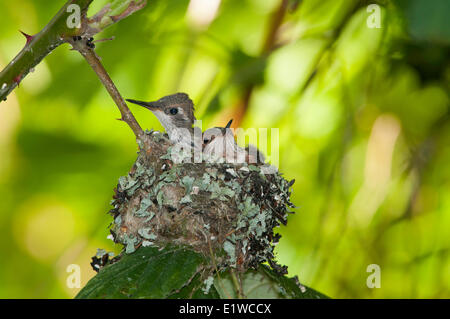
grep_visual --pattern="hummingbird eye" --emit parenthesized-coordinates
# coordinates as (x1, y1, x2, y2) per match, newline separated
(169, 108, 178, 115)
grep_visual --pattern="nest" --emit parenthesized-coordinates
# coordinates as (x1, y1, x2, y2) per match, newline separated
(107, 130, 295, 273)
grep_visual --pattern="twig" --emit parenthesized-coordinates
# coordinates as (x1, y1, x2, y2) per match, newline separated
(69, 38, 144, 140)
(207, 237, 232, 299)
(261, 0, 289, 54)
(230, 269, 245, 299)
(231, 0, 289, 127)
(0, 0, 93, 102)
(0, 0, 147, 133)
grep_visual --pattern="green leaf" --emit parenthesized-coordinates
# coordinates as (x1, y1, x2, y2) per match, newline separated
(214, 265, 329, 299)
(76, 246, 205, 299)
(76, 247, 329, 299)
(168, 274, 221, 299)
(259, 265, 329, 299)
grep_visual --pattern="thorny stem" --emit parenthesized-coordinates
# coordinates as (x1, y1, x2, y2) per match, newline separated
(0, 0, 93, 102)
(70, 38, 144, 140)
(0, 0, 147, 142)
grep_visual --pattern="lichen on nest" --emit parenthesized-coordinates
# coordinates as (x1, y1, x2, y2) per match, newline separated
(105, 130, 295, 274)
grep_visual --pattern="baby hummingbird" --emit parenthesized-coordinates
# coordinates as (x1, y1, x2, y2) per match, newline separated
(126, 93, 201, 151)
(202, 119, 265, 164)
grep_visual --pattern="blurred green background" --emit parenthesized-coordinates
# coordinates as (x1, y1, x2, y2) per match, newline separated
(0, 0, 449, 298)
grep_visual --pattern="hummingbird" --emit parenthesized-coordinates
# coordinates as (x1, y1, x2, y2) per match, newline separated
(202, 119, 265, 164)
(202, 119, 241, 163)
(127, 93, 265, 164)
(126, 93, 201, 151)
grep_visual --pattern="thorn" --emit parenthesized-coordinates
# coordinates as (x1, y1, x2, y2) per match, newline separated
(109, 15, 120, 23)
(13, 73, 23, 88)
(225, 119, 233, 128)
(92, 36, 115, 43)
(116, 118, 125, 122)
(19, 30, 34, 45)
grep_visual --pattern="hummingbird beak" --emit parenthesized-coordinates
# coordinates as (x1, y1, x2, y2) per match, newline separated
(225, 119, 233, 128)
(126, 99, 160, 111)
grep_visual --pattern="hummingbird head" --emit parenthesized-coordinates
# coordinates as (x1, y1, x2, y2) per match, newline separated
(202, 119, 233, 146)
(126, 93, 196, 132)
(202, 119, 237, 162)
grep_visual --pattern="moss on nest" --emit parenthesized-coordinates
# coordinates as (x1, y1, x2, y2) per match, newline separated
(107, 130, 295, 274)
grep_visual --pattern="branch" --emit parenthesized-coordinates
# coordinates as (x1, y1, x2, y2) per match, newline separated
(0, 0, 147, 140)
(70, 38, 144, 140)
(231, 0, 288, 127)
(0, 0, 92, 102)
